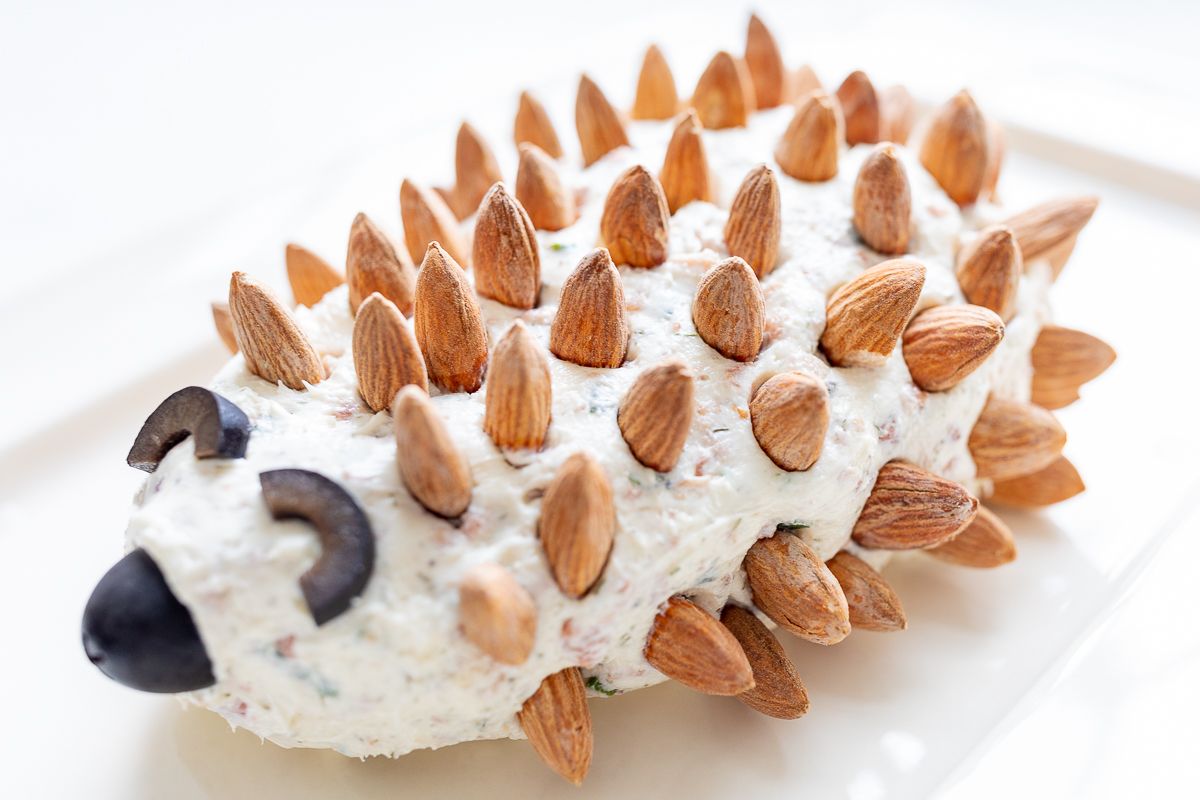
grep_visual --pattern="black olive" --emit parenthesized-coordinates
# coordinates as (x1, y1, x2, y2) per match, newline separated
(127, 386, 250, 472)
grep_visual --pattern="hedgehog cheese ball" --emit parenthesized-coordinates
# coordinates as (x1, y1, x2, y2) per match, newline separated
(82, 17, 1112, 786)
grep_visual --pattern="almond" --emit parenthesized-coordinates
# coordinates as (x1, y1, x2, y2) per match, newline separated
(617, 359, 694, 472)
(749, 372, 830, 471)
(745, 14, 785, 109)
(956, 225, 1022, 322)
(538, 452, 615, 598)
(228, 271, 325, 390)
(211, 301, 237, 354)
(902, 304, 1005, 392)
(989, 454, 1085, 507)
(724, 163, 781, 277)
(631, 44, 679, 121)
(926, 505, 1017, 567)
(919, 90, 988, 207)
(413, 242, 488, 393)
(392, 384, 472, 518)
(983, 117, 1005, 200)
(600, 164, 670, 268)
(775, 90, 839, 182)
(878, 84, 916, 145)
(453, 121, 503, 219)
(834, 71, 880, 145)
(549, 248, 629, 368)
(744, 531, 850, 645)
(852, 143, 912, 254)
(644, 596, 754, 695)
(576, 74, 629, 167)
(459, 563, 536, 665)
(484, 320, 552, 451)
(821, 257, 926, 367)
(514, 90, 563, 158)
(352, 292, 428, 411)
(1002, 196, 1099, 264)
(789, 64, 822, 101)
(285, 243, 344, 307)
(968, 396, 1066, 481)
(516, 143, 578, 232)
(472, 183, 541, 309)
(719, 605, 809, 719)
(659, 110, 713, 214)
(400, 178, 469, 267)
(691, 50, 755, 129)
(346, 212, 418, 316)
(692, 256, 765, 361)
(851, 461, 979, 549)
(517, 668, 593, 786)
(826, 551, 907, 632)
(1030, 325, 1116, 409)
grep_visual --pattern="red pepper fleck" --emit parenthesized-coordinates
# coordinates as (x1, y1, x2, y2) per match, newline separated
(274, 635, 296, 659)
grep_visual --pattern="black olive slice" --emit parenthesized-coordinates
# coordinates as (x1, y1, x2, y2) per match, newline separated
(81, 548, 215, 693)
(127, 386, 251, 472)
(259, 469, 376, 625)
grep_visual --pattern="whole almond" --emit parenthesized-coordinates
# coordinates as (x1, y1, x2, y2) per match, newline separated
(902, 304, 1005, 392)
(919, 90, 988, 207)
(826, 551, 907, 632)
(878, 84, 916, 145)
(514, 90, 563, 158)
(414, 242, 488, 393)
(211, 301, 238, 354)
(775, 90, 839, 182)
(600, 165, 670, 268)
(853, 143, 912, 254)
(346, 212, 418, 316)
(719, 605, 809, 719)
(617, 359, 694, 472)
(821, 258, 926, 367)
(835, 71, 880, 145)
(724, 163, 781, 278)
(538, 452, 616, 598)
(400, 178, 469, 267)
(989, 455, 1085, 507)
(576, 74, 629, 167)
(285, 243, 344, 307)
(644, 596, 754, 695)
(549, 248, 629, 368)
(632, 44, 679, 121)
(484, 320, 552, 451)
(660, 111, 713, 214)
(392, 385, 473, 518)
(1003, 196, 1100, 263)
(789, 64, 822, 101)
(353, 292, 428, 411)
(926, 505, 1017, 567)
(473, 183, 541, 309)
(956, 225, 1022, 322)
(459, 563, 536, 665)
(851, 461, 979, 549)
(749, 372, 830, 471)
(691, 50, 755, 129)
(516, 143, 577, 232)
(744, 14, 785, 109)
(228, 271, 325, 390)
(517, 668, 593, 786)
(744, 532, 850, 645)
(1030, 324, 1116, 409)
(454, 121, 503, 219)
(968, 396, 1066, 480)
(692, 256, 765, 361)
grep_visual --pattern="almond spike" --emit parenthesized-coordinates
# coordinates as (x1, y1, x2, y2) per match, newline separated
(516, 144, 578, 232)
(644, 596, 755, 695)
(472, 183, 541, 309)
(617, 359, 694, 472)
(600, 164, 670, 268)
(984, 117, 1005, 200)
(228, 271, 324, 390)
(878, 84, 916, 145)
(414, 242, 489, 393)
(514, 91, 563, 159)
(352, 292, 428, 411)
(454, 121, 503, 219)
(775, 90, 840, 182)
(956, 225, 1022, 322)
(749, 372, 830, 472)
(576, 74, 629, 167)
(745, 14, 785, 109)
(659, 111, 713, 214)
(724, 164, 781, 278)
(1030, 325, 1116, 409)
(459, 563, 536, 665)
(549, 248, 629, 368)
(790, 64, 822, 101)
(743, 531, 850, 645)
(1002, 196, 1100, 264)
(926, 505, 1017, 567)
(719, 605, 809, 719)
(211, 301, 237, 354)
(400, 179, 469, 267)
(835, 71, 880, 145)
(989, 455, 1085, 507)
(538, 452, 615, 598)
(692, 256, 765, 361)
(631, 44, 679, 121)
(853, 143, 912, 254)
(484, 321, 552, 451)
(392, 384, 472, 518)
(902, 304, 1005, 392)
(346, 212, 418, 316)
(821, 258, 926, 367)
(285, 243, 344, 307)
(517, 668, 593, 786)
(826, 551, 907, 632)
(919, 90, 988, 207)
(691, 50, 755, 130)
(968, 396, 1066, 481)
(851, 461, 979, 549)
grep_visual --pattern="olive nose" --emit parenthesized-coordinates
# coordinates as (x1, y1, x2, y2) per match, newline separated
(82, 548, 215, 693)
